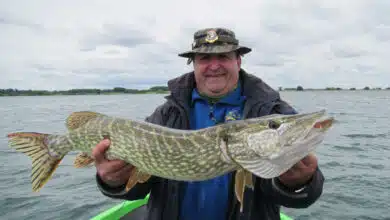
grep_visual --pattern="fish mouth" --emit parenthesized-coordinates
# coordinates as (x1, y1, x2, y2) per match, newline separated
(295, 109, 334, 130)
(279, 110, 334, 145)
(300, 115, 334, 143)
(313, 117, 334, 130)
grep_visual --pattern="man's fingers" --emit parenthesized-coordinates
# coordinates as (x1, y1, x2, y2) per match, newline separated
(280, 169, 295, 178)
(301, 153, 318, 167)
(112, 164, 135, 180)
(291, 154, 318, 171)
(102, 164, 134, 183)
(103, 160, 130, 173)
(92, 139, 111, 164)
(291, 161, 306, 171)
(279, 155, 319, 186)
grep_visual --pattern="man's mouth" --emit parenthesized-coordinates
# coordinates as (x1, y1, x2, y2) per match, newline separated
(205, 72, 226, 77)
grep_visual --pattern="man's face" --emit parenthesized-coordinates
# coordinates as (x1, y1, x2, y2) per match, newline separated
(193, 51, 241, 97)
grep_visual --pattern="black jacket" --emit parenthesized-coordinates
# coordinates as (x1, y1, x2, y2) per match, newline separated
(96, 69, 325, 220)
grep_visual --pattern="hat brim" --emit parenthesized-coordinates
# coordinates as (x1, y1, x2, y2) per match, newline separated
(178, 45, 252, 58)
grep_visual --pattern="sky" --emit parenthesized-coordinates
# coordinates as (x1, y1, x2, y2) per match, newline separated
(1, 0, 389, 90)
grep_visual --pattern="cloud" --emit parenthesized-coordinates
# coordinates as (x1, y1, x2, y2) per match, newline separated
(79, 24, 156, 51)
(0, 0, 389, 90)
(0, 16, 44, 32)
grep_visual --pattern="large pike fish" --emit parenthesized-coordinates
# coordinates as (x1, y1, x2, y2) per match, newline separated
(7, 110, 334, 211)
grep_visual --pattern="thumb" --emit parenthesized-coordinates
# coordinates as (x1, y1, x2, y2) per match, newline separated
(92, 139, 111, 164)
(301, 153, 317, 167)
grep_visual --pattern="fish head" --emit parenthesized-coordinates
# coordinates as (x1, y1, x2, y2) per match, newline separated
(223, 109, 334, 179)
(220, 109, 334, 179)
(226, 109, 334, 159)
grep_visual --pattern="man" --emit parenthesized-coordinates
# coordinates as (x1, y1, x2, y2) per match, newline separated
(93, 28, 324, 220)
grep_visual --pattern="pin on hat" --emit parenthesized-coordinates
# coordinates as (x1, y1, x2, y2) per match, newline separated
(205, 29, 219, 43)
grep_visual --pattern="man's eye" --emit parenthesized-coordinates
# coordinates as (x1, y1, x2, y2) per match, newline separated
(219, 55, 229, 60)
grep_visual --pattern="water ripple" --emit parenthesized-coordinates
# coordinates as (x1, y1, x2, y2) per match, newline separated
(343, 133, 388, 138)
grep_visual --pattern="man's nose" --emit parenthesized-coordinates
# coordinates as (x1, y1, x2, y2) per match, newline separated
(208, 57, 221, 71)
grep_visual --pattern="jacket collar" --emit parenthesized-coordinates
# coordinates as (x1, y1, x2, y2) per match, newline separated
(191, 81, 245, 106)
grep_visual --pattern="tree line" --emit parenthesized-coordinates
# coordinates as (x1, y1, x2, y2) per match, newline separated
(0, 86, 169, 96)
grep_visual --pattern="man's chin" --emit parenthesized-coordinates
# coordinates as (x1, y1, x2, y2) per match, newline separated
(204, 87, 227, 97)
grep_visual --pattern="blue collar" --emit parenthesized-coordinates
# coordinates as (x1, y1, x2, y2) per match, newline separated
(191, 82, 246, 106)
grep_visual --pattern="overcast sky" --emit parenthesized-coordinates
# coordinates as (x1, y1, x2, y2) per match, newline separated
(1, 0, 389, 90)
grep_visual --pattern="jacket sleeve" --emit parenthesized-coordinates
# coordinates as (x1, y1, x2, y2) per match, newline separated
(95, 103, 168, 200)
(254, 99, 325, 208)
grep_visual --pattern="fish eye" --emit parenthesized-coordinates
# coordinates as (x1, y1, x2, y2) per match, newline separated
(268, 120, 280, 129)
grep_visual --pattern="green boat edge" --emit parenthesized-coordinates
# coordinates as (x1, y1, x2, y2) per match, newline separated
(91, 193, 293, 220)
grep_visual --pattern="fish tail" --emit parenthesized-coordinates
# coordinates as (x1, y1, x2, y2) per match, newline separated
(7, 132, 67, 192)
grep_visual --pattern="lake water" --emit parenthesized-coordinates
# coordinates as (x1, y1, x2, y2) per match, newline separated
(0, 91, 389, 220)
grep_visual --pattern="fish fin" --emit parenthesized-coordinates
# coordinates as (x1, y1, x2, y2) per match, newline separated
(125, 168, 138, 191)
(66, 111, 105, 130)
(234, 169, 253, 213)
(125, 167, 151, 192)
(244, 170, 254, 190)
(74, 152, 94, 168)
(7, 132, 65, 192)
(136, 171, 151, 183)
(235, 169, 245, 212)
(243, 170, 255, 211)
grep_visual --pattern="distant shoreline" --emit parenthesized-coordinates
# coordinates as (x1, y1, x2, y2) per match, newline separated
(1, 86, 389, 97)
(0, 86, 168, 97)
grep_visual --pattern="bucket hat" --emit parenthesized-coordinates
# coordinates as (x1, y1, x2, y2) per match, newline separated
(178, 28, 252, 64)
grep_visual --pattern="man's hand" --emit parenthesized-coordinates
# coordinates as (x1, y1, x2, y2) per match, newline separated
(92, 139, 134, 188)
(278, 153, 318, 190)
